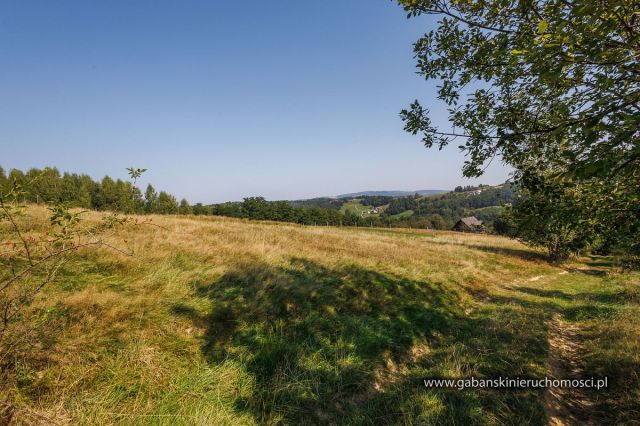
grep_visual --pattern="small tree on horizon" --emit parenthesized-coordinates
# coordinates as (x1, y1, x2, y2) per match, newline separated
(179, 198, 192, 215)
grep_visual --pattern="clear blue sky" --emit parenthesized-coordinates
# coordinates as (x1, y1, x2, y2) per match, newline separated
(0, 0, 510, 203)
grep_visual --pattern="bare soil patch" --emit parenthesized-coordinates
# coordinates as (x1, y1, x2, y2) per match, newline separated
(544, 314, 597, 425)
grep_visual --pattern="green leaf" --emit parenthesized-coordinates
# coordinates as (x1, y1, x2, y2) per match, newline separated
(537, 20, 548, 34)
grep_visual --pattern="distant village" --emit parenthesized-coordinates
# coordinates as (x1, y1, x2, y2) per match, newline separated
(365, 206, 382, 215)
(454, 183, 504, 197)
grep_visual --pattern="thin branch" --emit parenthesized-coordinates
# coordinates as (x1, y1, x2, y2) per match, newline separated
(0, 199, 34, 267)
(0, 240, 106, 294)
(412, 2, 515, 34)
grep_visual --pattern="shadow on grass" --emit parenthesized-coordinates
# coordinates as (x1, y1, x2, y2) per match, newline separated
(417, 238, 549, 263)
(585, 255, 616, 269)
(504, 283, 640, 424)
(515, 286, 639, 307)
(174, 258, 549, 425)
(470, 244, 550, 263)
(563, 268, 607, 277)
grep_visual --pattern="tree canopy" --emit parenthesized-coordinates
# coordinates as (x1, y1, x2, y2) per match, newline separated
(398, 0, 639, 180)
(398, 0, 639, 261)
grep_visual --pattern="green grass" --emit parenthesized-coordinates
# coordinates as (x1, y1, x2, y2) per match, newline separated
(2, 210, 639, 424)
(189, 259, 550, 424)
(498, 263, 640, 422)
(389, 209, 414, 220)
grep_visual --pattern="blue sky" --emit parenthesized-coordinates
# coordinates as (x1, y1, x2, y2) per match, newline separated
(0, 0, 510, 203)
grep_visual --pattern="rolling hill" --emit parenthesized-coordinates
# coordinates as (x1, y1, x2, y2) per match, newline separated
(290, 183, 517, 230)
(335, 189, 448, 198)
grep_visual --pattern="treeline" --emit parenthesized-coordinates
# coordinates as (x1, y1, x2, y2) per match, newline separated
(207, 197, 384, 227)
(352, 195, 395, 207)
(289, 195, 394, 210)
(453, 184, 487, 193)
(0, 166, 191, 215)
(208, 197, 343, 225)
(0, 165, 519, 234)
(0, 166, 384, 227)
(288, 197, 345, 210)
(224, 192, 514, 230)
(246, 186, 517, 231)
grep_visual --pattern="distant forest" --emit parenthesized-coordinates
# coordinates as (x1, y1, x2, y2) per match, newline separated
(0, 166, 514, 231)
(0, 166, 189, 215)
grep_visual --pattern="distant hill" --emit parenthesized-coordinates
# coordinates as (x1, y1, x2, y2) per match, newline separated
(382, 183, 517, 229)
(335, 189, 448, 198)
(213, 183, 515, 231)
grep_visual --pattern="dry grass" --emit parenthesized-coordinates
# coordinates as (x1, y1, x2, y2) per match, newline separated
(1, 206, 638, 425)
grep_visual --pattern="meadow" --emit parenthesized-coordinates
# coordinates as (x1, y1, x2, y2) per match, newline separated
(2, 207, 639, 425)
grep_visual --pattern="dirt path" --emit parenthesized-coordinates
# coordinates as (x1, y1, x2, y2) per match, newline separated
(544, 313, 597, 426)
(509, 271, 599, 425)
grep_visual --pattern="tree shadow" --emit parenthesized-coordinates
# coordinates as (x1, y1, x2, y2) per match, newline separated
(471, 244, 549, 262)
(514, 286, 639, 307)
(465, 286, 561, 312)
(584, 255, 616, 268)
(563, 267, 607, 277)
(514, 287, 573, 300)
(174, 258, 550, 425)
(419, 238, 549, 263)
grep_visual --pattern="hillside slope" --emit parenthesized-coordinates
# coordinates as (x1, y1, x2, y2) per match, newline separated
(336, 189, 448, 198)
(2, 207, 638, 425)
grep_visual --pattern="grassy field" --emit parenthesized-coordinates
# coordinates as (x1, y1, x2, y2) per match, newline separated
(2, 207, 639, 425)
(388, 210, 414, 220)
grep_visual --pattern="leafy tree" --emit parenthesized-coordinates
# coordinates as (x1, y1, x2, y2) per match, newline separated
(342, 210, 362, 226)
(211, 202, 243, 217)
(157, 191, 179, 214)
(427, 214, 447, 229)
(386, 196, 418, 215)
(77, 180, 93, 209)
(192, 203, 210, 216)
(179, 198, 192, 215)
(0, 165, 185, 217)
(398, 0, 638, 179)
(241, 197, 270, 220)
(130, 184, 145, 213)
(397, 0, 639, 259)
(493, 214, 516, 237)
(269, 201, 296, 222)
(114, 179, 135, 213)
(506, 173, 596, 261)
(92, 176, 113, 210)
(577, 171, 640, 265)
(59, 172, 80, 205)
(7, 170, 26, 197)
(27, 167, 61, 203)
(0, 167, 7, 193)
(144, 184, 159, 214)
(289, 197, 346, 210)
(356, 195, 395, 207)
